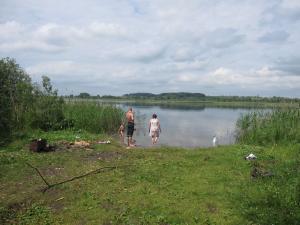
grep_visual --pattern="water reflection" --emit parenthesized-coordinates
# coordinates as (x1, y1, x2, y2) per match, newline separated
(117, 103, 253, 148)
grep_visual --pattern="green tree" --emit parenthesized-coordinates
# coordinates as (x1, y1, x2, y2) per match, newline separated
(78, 92, 90, 98)
(29, 76, 65, 131)
(0, 58, 33, 144)
(0, 58, 68, 145)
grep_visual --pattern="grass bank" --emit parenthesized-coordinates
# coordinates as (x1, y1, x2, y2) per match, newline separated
(1, 130, 299, 225)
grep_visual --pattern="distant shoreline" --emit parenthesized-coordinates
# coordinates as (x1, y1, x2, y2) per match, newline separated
(64, 97, 300, 109)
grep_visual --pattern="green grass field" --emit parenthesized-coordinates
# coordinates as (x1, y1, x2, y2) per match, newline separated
(1, 130, 299, 225)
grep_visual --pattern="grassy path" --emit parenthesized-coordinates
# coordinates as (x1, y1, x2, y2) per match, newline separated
(0, 131, 299, 224)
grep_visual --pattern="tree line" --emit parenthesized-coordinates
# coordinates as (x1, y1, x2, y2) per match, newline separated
(68, 92, 300, 103)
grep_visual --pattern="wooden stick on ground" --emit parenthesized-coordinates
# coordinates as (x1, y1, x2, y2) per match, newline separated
(26, 162, 131, 192)
(26, 162, 51, 187)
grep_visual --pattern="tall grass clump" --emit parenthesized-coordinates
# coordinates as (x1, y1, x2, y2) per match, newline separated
(64, 101, 123, 134)
(236, 109, 300, 145)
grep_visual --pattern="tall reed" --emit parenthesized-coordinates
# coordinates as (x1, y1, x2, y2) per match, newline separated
(63, 101, 123, 134)
(236, 109, 300, 145)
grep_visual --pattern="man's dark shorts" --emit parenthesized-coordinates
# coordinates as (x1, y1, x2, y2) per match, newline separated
(127, 122, 134, 137)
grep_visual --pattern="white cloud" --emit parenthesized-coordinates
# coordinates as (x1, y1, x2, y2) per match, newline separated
(25, 60, 140, 83)
(0, 41, 64, 52)
(26, 60, 76, 77)
(0, 21, 128, 53)
(0, 21, 24, 39)
(175, 66, 300, 90)
(111, 42, 166, 62)
(173, 60, 207, 71)
(213, 67, 231, 76)
(172, 47, 196, 61)
(88, 22, 127, 37)
(0, 0, 299, 96)
(281, 0, 300, 9)
(177, 74, 197, 82)
(257, 66, 277, 76)
(258, 30, 290, 43)
(204, 28, 244, 49)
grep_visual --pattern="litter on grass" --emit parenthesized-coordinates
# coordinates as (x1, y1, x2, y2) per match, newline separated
(245, 153, 257, 160)
(97, 140, 111, 144)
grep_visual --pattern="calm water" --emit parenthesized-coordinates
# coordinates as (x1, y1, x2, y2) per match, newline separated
(117, 103, 254, 148)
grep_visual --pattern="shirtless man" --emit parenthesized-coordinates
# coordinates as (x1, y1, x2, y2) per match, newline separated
(126, 107, 135, 147)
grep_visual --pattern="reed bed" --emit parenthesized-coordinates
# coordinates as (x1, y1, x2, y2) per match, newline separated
(63, 101, 123, 134)
(236, 109, 300, 145)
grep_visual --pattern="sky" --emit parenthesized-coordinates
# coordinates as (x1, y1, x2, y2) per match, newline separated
(0, 0, 300, 97)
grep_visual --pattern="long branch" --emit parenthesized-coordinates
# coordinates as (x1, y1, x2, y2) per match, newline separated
(48, 166, 118, 186)
(26, 162, 51, 187)
(26, 163, 131, 192)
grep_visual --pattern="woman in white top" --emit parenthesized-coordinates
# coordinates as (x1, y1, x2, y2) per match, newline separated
(148, 113, 161, 145)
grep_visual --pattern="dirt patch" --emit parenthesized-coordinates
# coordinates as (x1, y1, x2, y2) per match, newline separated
(49, 198, 65, 213)
(101, 201, 116, 211)
(203, 156, 211, 161)
(0, 199, 32, 224)
(76, 218, 89, 225)
(39, 166, 65, 177)
(49, 141, 94, 152)
(85, 151, 124, 162)
(43, 188, 65, 213)
(250, 162, 274, 179)
(206, 202, 218, 213)
(102, 221, 114, 225)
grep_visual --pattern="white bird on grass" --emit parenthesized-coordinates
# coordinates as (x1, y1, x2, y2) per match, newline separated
(212, 135, 218, 147)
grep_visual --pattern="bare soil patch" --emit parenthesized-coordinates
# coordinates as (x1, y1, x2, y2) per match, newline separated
(85, 151, 124, 162)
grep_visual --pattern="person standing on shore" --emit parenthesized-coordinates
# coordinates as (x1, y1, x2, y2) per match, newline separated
(126, 107, 135, 147)
(118, 122, 125, 144)
(149, 113, 161, 145)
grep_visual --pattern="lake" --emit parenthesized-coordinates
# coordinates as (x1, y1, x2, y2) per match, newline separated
(117, 103, 255, 148)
